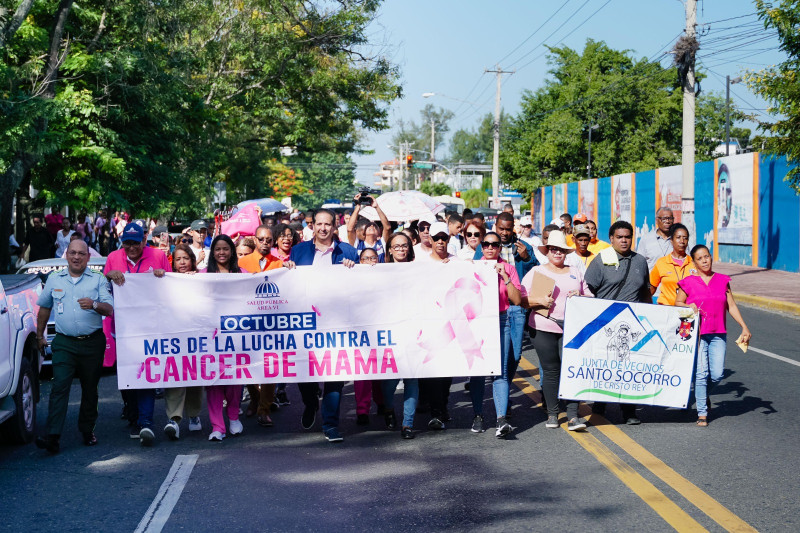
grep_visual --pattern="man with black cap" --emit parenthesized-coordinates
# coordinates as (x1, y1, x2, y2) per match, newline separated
(104, 222, 172, 446)
(188, 219, 210, 269)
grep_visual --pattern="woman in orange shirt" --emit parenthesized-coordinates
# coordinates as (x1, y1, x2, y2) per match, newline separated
(649, 223, 697, 306)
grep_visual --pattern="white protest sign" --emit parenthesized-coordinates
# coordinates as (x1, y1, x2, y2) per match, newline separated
(559, 297, 699, 408)
(114, 262, 501, 389)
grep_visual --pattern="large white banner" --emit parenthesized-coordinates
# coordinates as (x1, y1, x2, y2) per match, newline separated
(559, 297, 698, 408)
(717, 153, 754, 245)
(114, 262, 501, 389)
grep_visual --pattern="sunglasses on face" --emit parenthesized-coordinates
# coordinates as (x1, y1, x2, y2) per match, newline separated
(481, 241, 501, 248)
(180, 239, 190, 243)
(419, 226, 431, 233)
(465, 231, 481, 238)
(256, 237, 272, 242)
(431, 234, 449, 242)
(547, 246, 565, 254)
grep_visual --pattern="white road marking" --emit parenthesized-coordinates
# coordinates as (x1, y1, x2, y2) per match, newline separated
(750, 346, 800, 368)
(134, 454, 198, 533)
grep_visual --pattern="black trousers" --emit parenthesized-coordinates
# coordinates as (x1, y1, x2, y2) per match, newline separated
(47, 331, 105, 435)
(419, 377, 452, 419)
(530, 329, 579, 420)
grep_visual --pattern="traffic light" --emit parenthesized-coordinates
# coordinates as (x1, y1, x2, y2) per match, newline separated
(455, 191, 461, 198)
(406, 154, 413, 167)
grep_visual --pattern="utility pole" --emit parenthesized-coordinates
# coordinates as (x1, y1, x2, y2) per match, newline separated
(681, 0, 697, 247)
(430, 120, 436, 162)
(587, 124, 599, 180)
(726, 75, 742, 155)
(485, 64, 514, 208)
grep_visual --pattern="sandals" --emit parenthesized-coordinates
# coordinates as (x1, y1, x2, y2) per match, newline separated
(696, 417, 708, 427)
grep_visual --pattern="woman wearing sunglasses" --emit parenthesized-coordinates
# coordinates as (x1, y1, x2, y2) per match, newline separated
(469, 231, 524, 437)
(520, 230, 592, 431)
(425, 222, 457, 262)
(458, 219, 486, 260)
(381, 233, 420, 438)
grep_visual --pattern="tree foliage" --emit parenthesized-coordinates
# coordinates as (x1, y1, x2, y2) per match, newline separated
(449, 111, 509, 164)
(499, 39, 746, 196)
(290, 152, 357, 210)
(747, 0, 800, 190)
(418, 181, 451, 197)
(0, 0, 401, 268)
(390, 103, 454, 159)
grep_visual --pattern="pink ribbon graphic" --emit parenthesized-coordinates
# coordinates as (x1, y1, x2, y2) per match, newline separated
(417, 274, 488, 368)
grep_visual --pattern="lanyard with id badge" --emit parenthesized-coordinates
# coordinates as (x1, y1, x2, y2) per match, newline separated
(52, 288, 65, 314)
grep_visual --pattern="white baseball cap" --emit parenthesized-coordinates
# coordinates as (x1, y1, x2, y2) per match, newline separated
(520, 215, 532, 226)
(429, 222, 449, 238)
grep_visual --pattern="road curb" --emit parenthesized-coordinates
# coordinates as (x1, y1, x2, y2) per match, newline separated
(733, 292, 800, 317)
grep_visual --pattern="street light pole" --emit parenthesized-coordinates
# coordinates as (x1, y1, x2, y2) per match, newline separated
(587, 124, 599, 180)
(726, 75, 742, 155)
(484, 65, 514, 208)
(430, 120, 436, 162)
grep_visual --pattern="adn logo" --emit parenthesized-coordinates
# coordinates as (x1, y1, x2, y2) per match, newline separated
(255, 276, 280, 299)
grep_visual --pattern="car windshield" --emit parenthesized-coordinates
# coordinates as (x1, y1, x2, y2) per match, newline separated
(18, 261, 105, 283)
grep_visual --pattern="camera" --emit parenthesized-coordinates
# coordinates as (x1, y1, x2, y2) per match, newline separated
(357, 186, 380, 205)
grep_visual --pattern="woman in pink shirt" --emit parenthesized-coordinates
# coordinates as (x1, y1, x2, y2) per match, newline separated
(201, 235, 246, 441)
(521, 230, 592, 432)
(468, 231, 524, 438)
(676, 244, 751, 427)
(271, 223, 299, 261)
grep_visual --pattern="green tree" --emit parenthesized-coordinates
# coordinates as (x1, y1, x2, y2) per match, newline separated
(461, 188, 488, 209)
(449, 111, 509, 164)
(418, 181, 451, 197)
(290, 152, 358, 210)
(747, 0, 800, 189)
(391, 104, 455, 158)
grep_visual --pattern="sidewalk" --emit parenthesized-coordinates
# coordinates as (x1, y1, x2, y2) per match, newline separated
(714, 262, 800, 316)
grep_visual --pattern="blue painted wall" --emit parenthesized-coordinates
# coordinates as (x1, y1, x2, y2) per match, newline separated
(597, 176, 612, 237)
(543, 186, 552, 224)
(635, 170, 656, 242)
(567, 182, 579, 215)
(759, 156, 800, 272)
(695, 160, 716, 248)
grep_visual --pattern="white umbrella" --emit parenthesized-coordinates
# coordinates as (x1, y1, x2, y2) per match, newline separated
(359, 190, 444, 222)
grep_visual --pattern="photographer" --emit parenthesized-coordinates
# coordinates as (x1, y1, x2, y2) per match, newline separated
(347, 190, 391, 260)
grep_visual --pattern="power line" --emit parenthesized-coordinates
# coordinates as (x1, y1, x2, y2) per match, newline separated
(699, 12, 759, 26)
(495, 0, 576, 65)
(506, 0, 593, 69)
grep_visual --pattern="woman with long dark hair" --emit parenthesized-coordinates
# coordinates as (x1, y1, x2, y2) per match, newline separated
(202, 235, 245, 440)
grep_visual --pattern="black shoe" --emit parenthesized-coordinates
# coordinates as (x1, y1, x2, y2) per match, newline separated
(625, 417, 642, 426)
(301, 406, 317, 430)
(401, 426, 415, 439)
(471, 415, 485, 433)
(385, 411, 397, 430)
(276, 390, 290, 406)
(495, 417, 512, 438)
(428, 417, 445, 430)
(356, 414, 370, 426)
(35, 435, 60, 454)
(464, 381, 471, 391)
(82, 432, 98, 446)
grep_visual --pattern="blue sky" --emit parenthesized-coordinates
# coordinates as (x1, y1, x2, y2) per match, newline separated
(352, 0, 785, 185)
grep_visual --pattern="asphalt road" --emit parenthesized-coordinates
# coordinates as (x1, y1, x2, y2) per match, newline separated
(1, 304, 797, 532)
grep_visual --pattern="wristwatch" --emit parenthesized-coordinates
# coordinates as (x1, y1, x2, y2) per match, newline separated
(92, 300, 98, 310)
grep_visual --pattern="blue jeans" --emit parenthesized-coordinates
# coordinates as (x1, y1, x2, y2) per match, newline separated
(695, 333, 727, 416)
(506, 305, 525, 367)
(381, 379, 419, 428)
(320, 381, 344, 432)
(471, 312, 514, 418)
(137, 389, 156, 429)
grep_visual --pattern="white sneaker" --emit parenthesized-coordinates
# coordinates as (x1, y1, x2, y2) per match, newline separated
(229, 419, 244, 436)
(188, 417, 202, 432)
(164, 420, 180, 440)
(139, 427, 155, 446)
(208, 431, 225, 441)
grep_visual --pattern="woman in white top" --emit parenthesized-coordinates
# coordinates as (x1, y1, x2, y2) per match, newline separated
(54, 218, 75, 258)
(457, 219, 486, 260)
(521, 230, 592, 431)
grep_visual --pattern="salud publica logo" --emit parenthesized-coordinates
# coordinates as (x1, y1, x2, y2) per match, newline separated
(248, 276, 288, 310)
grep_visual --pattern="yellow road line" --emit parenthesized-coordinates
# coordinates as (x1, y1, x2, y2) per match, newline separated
(587, 415, 758, 533)
(568, 430, 708, 532)
(517, 355, 758, 533)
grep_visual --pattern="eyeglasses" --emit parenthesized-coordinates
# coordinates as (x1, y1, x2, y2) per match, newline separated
(361, 256, 379, 263)
(465, 231, 481, 238)
(391, 244, 409, 250)
(431, 234, 448, 242)
(657, 217, 674, 221)
(67, 251, 88, 257)
(481, 241, 501, 248)
(547, 246, 565, 254)
(180, 239, 190, 243)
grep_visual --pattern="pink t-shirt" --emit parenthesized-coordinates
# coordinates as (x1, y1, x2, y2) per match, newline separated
(521, 265, 590, 334)
(104, 245, 172, 275)
(495, 260, 523, 313)
(678, 273, 731, 335)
